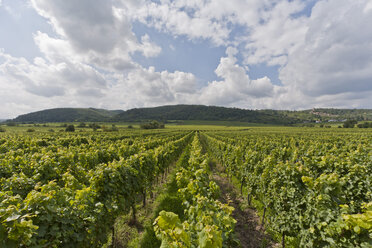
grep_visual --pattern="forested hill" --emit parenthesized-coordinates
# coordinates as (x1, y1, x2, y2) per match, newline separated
(11, 105, 372, 124)
(13, 108, 124, 123)
(113, 105, 299, 124)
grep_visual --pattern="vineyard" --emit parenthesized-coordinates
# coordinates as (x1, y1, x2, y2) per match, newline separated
(0, 127, 371, 247)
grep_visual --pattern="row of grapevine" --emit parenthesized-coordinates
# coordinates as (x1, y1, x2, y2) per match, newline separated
(154, 134, 237, 247)
(203, 131, 371, 247)
(0, 132, 187, 197)
(0, 131, 193, 247)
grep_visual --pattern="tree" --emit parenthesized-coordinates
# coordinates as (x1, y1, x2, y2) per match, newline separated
(357, 122, 372, 128)
(65, 125, 75, 132)
(89, 123, 100, 131)
(140, 121, 165, 129)
(78, 122, 86, 128)
(111, 124, 118, 131)
(6, 121, 16, 126)
(343, 119, 357, 128)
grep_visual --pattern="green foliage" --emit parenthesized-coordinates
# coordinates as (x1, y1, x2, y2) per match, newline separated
(65, 124, 75, 132)
(89, 123, 101, 131)
(141, 121, 165, 129)
(0, 192, 38, 247)
(13, 108, 123, 123)
(140, 147, 192, 247)
(154, 195, 185, 221)
(6, 122, 16, 126)
(154, 135, 237, 247)
(1, 125, 370, 247)
(282, 108, 372, 122)
(343, 119, 358, 128)
(357, 122, 372, 128)
(111, 124, 119, 131)
(140, 225, 161, 248)
(203, 129, 371, 247)
(154, 211, 191, 248)
(78, 122, 86, 128)
(11, 105, 372, 125)
(342, 202, 372, 237)
(328, 202, 372, 247)
(102, 124, 119, 132)
(115, 105, 301, 125)
(0, 130, 193, 247)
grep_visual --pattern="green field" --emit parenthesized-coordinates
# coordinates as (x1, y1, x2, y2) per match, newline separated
(0, 124, 371, 247)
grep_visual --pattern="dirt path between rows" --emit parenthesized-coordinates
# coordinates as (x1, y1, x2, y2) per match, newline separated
(211, 164, 278, 248)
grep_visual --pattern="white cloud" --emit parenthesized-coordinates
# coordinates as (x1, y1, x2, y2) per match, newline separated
(139, 34, 162, 58)
(30, 0, 160, 71)
(364, 1, 372, 13)
(280, 0, 372, 96)
(243, 1, 308, 66)
(162, 70, 197, 94)
(135, 0, 309, 50)
(1, 0, 372, 118)
(136, 0, 231, 45)
(0, 51, 107, 98)
(31, 0, 133, 53)
(127, 67, 175, 102)
(0, 0, 199, 118)
(0, 47, 200, 118)
(125, 66, 197, 104)
(199, 47, 277, 105)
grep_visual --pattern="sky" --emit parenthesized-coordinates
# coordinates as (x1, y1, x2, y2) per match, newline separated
(0, 0, 372, 118)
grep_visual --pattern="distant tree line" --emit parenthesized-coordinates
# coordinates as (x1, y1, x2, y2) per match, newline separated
(357, 122, 372, 128)
(342, 120, 372, 128)
(140, 121, 165, 129)
(62, 123, 119, 132)
(9, 105, 372, 125)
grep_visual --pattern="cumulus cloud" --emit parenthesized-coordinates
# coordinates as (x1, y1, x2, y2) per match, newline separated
(30, 0, 160, 71)
(135, 0, 231, 45)
(31, 0, 133, 53)
(199, 47, 277, 105)
(1, 0, 372, 118)
(135, 0, 309, 50)
(125, 66, 197, 104)
(243, 1, 308, 66)
(139, 34, 162, 58)
(280, 0, 372, 97)
(0, 51, 107, 98)
(0, 48, 199, 117)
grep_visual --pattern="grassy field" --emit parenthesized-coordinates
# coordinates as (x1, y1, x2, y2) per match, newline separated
(0, 121, 256, 133)
(1, 120, 371, 134)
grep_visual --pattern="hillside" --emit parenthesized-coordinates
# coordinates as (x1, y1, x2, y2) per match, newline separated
(267, 108, 372, 122)
(11, 105, 372, 124)
(113, 105, 300, 124)
(13, 108, 124, 123)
